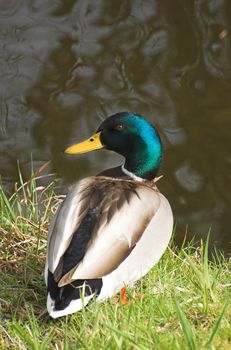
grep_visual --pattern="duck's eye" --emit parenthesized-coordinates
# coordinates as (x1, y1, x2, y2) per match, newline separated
(113, 124, 124, 131)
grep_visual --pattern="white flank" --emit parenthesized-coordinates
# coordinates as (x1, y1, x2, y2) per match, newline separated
(97, 193, 173, 300)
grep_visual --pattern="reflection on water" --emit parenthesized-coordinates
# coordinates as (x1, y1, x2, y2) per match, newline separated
(0, 0, 230, 253)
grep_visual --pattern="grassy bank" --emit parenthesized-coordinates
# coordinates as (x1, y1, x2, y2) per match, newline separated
(0, 176, 230, 349)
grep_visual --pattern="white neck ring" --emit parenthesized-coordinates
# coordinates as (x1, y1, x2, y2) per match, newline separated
(121, 165, 144, 182)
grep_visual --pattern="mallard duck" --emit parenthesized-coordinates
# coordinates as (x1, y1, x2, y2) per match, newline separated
(45, 111, 173, 318)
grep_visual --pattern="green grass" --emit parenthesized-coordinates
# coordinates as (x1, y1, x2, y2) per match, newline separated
(0, 174, 230, 350)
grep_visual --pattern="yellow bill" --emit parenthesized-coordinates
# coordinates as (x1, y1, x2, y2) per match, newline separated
(64, 132, 104, 154)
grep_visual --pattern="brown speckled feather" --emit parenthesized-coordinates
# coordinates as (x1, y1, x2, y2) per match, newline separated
(47, 176, 160, 287)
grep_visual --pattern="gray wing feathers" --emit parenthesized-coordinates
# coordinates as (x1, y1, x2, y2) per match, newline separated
(47, 176, 161, 286)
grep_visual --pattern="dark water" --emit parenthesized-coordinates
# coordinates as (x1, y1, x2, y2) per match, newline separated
(0, 0, 230, 254)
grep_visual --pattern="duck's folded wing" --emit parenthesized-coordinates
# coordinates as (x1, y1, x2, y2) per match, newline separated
(47, 177, 95, 276)
(47, 177, 160, 287)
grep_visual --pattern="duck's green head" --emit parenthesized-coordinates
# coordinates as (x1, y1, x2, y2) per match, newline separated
(65, 112, 162, 180)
